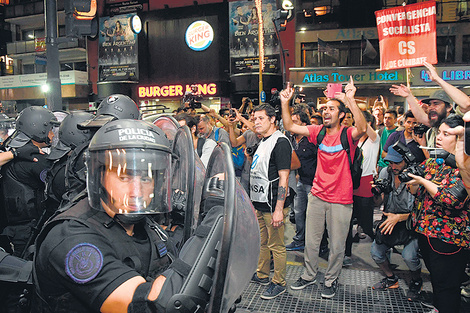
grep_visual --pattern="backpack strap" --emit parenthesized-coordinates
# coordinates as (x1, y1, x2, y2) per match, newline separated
(214, 127, 220, 143)
(196, 138, 205, 157)
(340, 127, 354, 172)
(316, 125, 326, 145)
(359, 136, 368, 149)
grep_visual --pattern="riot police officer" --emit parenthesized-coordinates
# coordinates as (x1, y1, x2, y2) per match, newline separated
(63, 94, 140, 204)
(45, 111, 94, 210)
(35, 119, 177, 312)
(0, 106, 58, 258)
(35, 117, 262, 313)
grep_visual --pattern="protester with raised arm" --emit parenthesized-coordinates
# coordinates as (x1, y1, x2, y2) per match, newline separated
(423, 61, 470, 114)
(390, 84, 453, 149)
(281, 77, 366, 299)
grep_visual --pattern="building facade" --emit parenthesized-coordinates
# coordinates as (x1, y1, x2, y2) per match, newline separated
(290, 0, 470, 110)
(1, 0, 469, 115)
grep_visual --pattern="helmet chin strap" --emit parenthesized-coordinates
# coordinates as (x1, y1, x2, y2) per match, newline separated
(114, 214, 146, 225)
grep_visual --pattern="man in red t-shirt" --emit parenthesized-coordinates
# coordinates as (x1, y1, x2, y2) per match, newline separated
(280, 79, 366, 299)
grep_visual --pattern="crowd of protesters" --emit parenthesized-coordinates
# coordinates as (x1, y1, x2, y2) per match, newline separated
(0, 60, 468, 312)
(171, 61, 470, 313)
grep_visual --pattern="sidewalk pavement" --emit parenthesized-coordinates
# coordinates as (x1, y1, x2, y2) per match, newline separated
(237, 211, 470, 313)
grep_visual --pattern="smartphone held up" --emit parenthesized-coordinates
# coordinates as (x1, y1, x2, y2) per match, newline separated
(326, 83, 343, 98)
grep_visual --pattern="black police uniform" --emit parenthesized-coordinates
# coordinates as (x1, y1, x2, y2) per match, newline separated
(0, 141, 51, 257)
(44, 156, 67, 211)
(35, 198, 173, 312)
(62, 142, 88, 204)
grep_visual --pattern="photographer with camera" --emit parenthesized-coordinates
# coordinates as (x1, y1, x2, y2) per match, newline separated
(383, 111, 426, 166)
(182, 84, 203, 112)
(240, 97, 254, 115)
(406, 114, 469, 313)
(369, 147, 423, 301)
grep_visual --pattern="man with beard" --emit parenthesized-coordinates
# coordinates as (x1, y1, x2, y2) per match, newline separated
(198, 114, 231, 148)
(280, 79, 366, 299)
(390, 85, 453, 149)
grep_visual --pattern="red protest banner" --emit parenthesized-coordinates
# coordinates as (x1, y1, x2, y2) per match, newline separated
(375, 1, 437, 71)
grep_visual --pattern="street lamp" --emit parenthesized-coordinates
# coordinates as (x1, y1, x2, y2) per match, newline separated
(41, 84, 50, 93)
(41, 84, 50, 107)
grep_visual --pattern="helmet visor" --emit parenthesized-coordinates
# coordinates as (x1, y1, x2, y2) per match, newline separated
(87, 148, 172, 215)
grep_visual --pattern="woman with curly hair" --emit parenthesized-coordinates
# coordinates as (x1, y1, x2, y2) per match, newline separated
(406, 114, 469, 313)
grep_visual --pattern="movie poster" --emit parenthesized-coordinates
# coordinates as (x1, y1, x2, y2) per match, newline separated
(98, 13, 139, 82)
(229, 0, 280, 74)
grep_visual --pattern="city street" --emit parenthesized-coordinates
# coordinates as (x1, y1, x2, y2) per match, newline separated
(238, 208, 470, 313)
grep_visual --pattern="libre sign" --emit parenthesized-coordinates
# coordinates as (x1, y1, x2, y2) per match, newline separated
(375, 1, 437, 70)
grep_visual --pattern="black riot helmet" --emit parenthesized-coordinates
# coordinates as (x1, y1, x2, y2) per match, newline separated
(79, 94, 140, 129)
(0, 113, 15, 129)
(9, 106, 58, 147)
(47, 111, 95, 160)
(86, 119, 172, 224)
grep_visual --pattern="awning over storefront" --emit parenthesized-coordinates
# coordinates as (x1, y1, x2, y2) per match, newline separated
(0, 71, 89, 101)
(290, 65, 470, 89)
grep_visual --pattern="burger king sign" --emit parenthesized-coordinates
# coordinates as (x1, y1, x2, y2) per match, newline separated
(185, 20, 214, 51)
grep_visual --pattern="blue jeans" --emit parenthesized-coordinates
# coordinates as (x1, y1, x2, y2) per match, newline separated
(370, 238, 421, 272)
(292, 181, 311, 244)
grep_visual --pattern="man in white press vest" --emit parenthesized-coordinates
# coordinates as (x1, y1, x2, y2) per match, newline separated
(249, 104, 293, 300)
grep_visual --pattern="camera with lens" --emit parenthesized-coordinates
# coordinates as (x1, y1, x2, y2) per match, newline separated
(413, 124, 429, 136)
(245, 143, 259, 157)
(182, 85, 203, 109)
(186, 96, 202, 109)
(294, 86, 306, 103)
(371, 178, 392, 196)
(391, 141, 425, 183)
(229, 109, 237, 119)
(398, 165, 426, 183)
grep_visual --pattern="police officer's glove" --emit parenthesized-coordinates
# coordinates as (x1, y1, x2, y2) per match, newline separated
(170, 190, 186, 227)
(11, 144, 41, 162)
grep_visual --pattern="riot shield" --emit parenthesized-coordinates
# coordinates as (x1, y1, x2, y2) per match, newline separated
(205, 143, 259, 313)
(166, 143, 259, 313)
(152, 115, 205, 242)
(171, 126, 200, 242)
(149, 115, 180, 142)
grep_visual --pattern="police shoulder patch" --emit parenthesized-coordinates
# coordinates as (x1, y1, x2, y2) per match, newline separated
(65, 243, 103, 284)
(39, 169, 48, 183)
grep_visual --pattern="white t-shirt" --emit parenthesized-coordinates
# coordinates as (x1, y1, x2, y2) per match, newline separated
(196, 138, 217, 168)
(360, 133, 380, 177)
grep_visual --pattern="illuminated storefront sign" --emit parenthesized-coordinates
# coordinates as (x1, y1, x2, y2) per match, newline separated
(290, 65, 470, 87)
(420, 69, 470, 82)
(138, 83, 217, 98)
(291, 68, 405, 85)
(185, 20, 214, 51)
